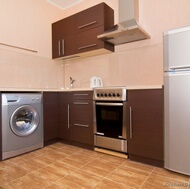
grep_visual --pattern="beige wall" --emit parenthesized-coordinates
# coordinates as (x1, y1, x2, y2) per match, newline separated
(0, 0, 190, 89)
(63, 0, 190, 88)
(0, 0, 66, 89)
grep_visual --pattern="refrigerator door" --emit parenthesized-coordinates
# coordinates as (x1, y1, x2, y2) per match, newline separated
(164, 71, 190, 175)
(164, 26, 190, 71)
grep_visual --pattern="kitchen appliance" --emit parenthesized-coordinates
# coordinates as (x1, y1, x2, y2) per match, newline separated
(164, 25, 190, 175)
(93, 87, 127, 153)
(97, 0, 150, 45)
(90, 77, 103, 88)
(1, 93, 43, 160)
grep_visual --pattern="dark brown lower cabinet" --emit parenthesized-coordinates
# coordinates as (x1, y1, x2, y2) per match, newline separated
(127, 89, 164, 167)
(72, 99, 94, 146)
(58, 92, 72, 141)
(43, 92, 58, 145)
(58, 91, 94, 148)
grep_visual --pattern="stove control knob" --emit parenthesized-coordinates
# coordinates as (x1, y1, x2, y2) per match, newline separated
(108, 93, 112, 97)
(101, 93, 104, 97)
(117, 93, 120, 97)
(104, 93, 108, 97)
(97, 93, 100, 97)
(112, 93, 116, 97)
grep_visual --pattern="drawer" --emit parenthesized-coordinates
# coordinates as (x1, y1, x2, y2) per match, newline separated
(74, 27, 105, 54)
(73, 91, 93, 100)
(74, 3, 105, 33)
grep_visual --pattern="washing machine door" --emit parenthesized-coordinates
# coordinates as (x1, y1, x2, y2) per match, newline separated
(10, 105, 40, 137)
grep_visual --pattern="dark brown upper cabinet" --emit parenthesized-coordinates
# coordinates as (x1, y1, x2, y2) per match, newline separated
(52, 3, 114, 60)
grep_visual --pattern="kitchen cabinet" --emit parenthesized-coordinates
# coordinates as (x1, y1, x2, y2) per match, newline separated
(72, 91, 94, 146)
(58, 92, 73, 141)
(52, 16, 75, 59)
(43, 92, 58, 144)
(127, 89, 164, 167)
(52, 3, 114, 60)
(58, 91, 94, 148)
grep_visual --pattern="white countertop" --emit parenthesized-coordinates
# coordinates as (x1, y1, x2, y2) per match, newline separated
(0, 85, 163, 92)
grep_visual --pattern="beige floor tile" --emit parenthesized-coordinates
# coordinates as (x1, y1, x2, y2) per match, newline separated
(57, 157, 85, 169)
(141, 174, 189, 189)
(93, 178, 135, 189)
(82, 158, 120, 177)
(66, 153, 96, 164)
(57, 169, 102, 189)
(45, 182, 66, 189)
(121, 159, 154, 173)
(1, 173, 53, 189)
(152, 167, 190, 182)
(42, 161, 74, 178)
(96, 153, 126, 165)
(106, 165, 150, 188)
(0, 161, 28, 184)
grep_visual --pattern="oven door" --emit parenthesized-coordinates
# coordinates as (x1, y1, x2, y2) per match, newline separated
(94, 101, 127, 139)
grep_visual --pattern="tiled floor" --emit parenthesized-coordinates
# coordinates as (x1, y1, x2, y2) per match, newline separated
(0, 142, 190, 189)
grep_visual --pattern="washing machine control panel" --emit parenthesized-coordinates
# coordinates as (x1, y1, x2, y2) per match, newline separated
(2, 93, 42, 105)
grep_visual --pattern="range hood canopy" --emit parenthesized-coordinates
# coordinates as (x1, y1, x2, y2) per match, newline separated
(98, 0, 150, 45)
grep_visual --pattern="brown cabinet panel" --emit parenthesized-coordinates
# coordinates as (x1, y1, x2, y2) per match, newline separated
(58, 92, 73, 141)
(52, 3, 114, 60)
(43, 92, 58, 142)
(52, 16, 75, 58)
(127, 89, 164, 165)
(75, 27, 108, 54)
(72, 92, 94, 145)
(74, 3, 114, 33)
(73, 91, 93, 100)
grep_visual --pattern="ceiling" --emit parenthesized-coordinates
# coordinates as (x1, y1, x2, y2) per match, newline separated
(46, 0, 84, 10)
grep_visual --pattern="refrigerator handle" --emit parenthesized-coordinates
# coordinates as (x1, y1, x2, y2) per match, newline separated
(169, 66, 190, 71)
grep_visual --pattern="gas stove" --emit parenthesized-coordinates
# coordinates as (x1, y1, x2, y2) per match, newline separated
(93, 87, 127, 101)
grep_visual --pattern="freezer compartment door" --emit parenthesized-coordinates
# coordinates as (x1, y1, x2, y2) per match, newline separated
(164, 72, 190, 175)
(164, 27, 190, 71)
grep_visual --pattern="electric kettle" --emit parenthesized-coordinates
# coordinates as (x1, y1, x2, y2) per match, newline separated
(90, 76, 103, 88)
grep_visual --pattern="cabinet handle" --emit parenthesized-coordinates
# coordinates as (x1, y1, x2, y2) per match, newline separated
(74, 102, 89, 105)
(62, 39, 64, 55)
(74, 123, 89, 127)
(78, 44, 97, 50)
(73, 94, 89, 96)
(78, 21, 97, 29)
(68, 104, 70, 129)
(58, 40, 61, 56)
(129, 106, 133, 139)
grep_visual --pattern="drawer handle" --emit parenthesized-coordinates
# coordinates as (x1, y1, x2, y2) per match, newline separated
(78, 44, 97, 50)
(74, 102, 89, 105)
(73, 94, 89, 96)
(78, 21, 97, 29)
(74, 123, 89, 127)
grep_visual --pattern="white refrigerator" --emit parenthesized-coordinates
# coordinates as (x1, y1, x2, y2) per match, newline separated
(164, 26, 190, 175)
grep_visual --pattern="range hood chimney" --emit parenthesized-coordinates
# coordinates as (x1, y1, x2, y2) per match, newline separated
(98, 0, 150, 45)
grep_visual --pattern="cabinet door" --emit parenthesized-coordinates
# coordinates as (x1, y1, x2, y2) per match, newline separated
(43, 92, 58, 143)
(72, 100, 94, 145)
(52, 17, 75, 58)
(74, 3, 114, 33)
(75, 27, 107, 54)
(127, 89, 164, 162)
(58, 92, 72, 141)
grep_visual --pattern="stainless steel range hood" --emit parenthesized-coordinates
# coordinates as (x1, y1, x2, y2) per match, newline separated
(97, 0, 150, 45)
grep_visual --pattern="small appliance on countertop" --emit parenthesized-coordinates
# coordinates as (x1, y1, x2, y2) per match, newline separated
(90, 76, 103, 88)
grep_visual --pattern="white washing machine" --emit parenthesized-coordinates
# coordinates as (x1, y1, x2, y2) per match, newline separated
(1, 93, 43, 160)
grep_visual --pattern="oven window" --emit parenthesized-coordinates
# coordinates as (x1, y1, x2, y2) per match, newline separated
(96, 104, 123, 138)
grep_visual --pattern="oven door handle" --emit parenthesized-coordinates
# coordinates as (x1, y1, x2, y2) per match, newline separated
(95, 102, 123, 106)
